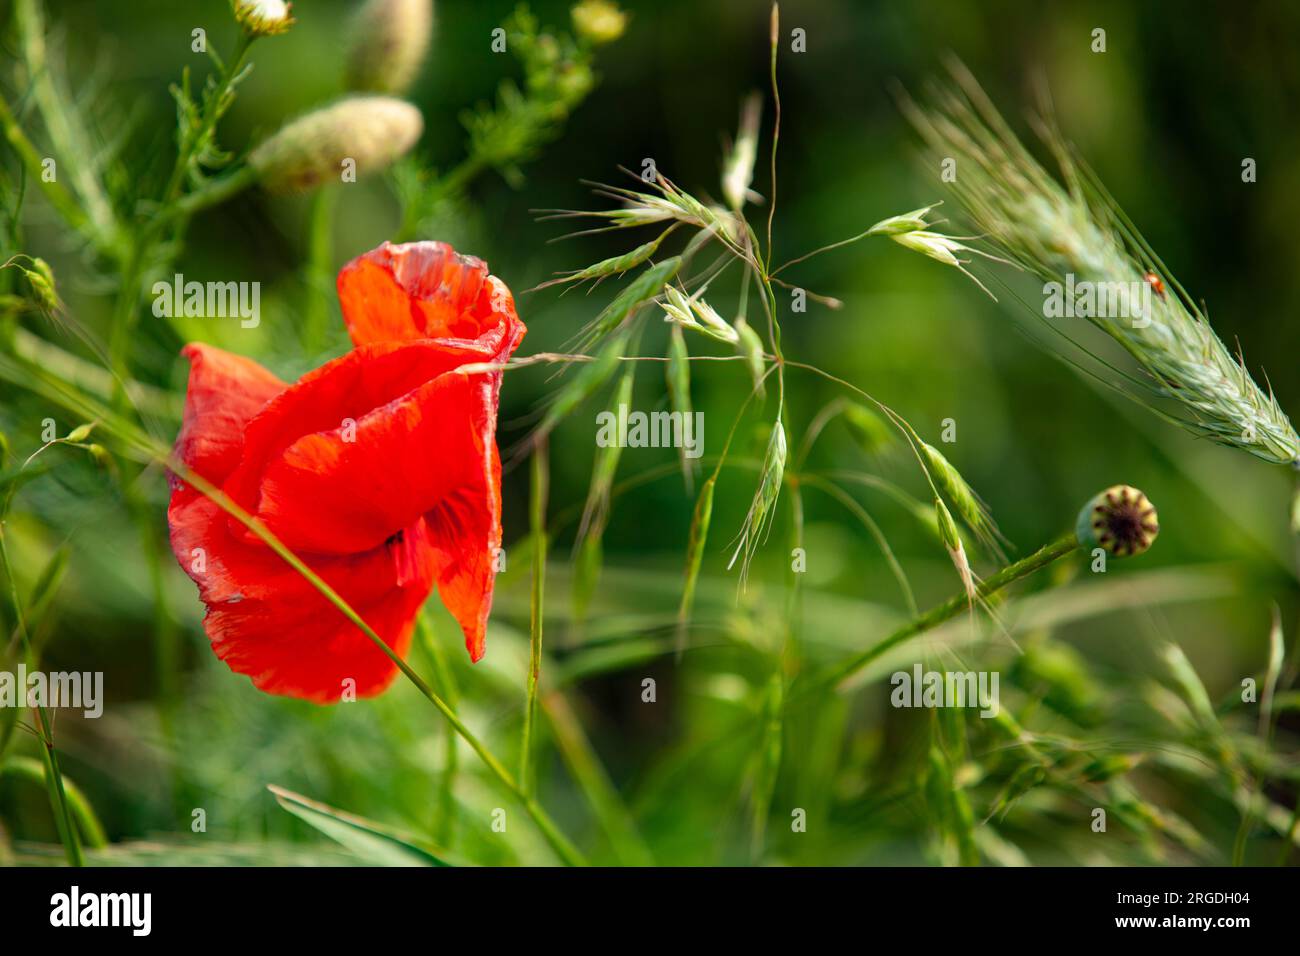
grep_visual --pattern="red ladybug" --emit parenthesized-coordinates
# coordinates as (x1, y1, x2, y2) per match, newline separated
(1143, 271, 1166, 300)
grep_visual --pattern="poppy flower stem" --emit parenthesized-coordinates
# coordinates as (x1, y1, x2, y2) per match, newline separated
(416, 613, 459, 846)
(0, 468, 85, 866)
(169, 460, 588, 866)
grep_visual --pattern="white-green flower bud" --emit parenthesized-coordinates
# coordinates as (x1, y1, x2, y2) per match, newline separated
(344, 0, 434, 95)
(249, 96, 423, 194)
(571, 1, 626, 46)
(232, 0, 295, 37)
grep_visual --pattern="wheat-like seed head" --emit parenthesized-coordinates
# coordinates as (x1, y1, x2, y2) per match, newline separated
(906, 62, 1300, 466)
(728, 421, 787, 587)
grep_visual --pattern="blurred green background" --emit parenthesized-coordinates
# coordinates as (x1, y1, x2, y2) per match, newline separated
(2, 0, 1298, 865)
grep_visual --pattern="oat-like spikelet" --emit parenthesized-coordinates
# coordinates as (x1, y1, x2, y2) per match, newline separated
(905, 62, 1300, 467)
(728, 421, 787, 587)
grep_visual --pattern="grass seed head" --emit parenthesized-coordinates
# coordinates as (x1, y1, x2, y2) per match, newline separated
(728, 420, 787, 587)
(733, 317, 767, 397)
(842, 402, 894, 455)
(921, 441, 1002, 555)
(65, 423, 96, 443)
(908, 64, 1300, 466)
(935, 495, 977, 603)
(532, 229, 674, 291)
(722, 92, 763, 210)
(661, 285, 739, 344)
(867, 203, 940, 237)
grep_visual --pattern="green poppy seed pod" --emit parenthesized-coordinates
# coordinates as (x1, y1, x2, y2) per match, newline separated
(344, 0, 434, 95)
(571, 0, 626, 46)
(248, 97, 423, 194)
(1076, 485, 1159, 558)
(232, 0, 295, 37)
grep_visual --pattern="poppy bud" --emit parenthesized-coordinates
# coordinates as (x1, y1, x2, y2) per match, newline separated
(1075, 485, 1159, 558)
(570, 1, 626, 46)
(232, 0, 295, 37)
(344, 0, 434, 95)
(248, 96, 423, 194)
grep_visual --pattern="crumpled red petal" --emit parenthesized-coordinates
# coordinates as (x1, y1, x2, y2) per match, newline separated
(337, 240, 523, 360)
(335, 241, 525, 661)
(168, 241, 526, 701)
(168, 343, 438, 702)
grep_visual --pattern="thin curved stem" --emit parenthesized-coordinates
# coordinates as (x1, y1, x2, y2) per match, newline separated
(806, 531, 1080, 695)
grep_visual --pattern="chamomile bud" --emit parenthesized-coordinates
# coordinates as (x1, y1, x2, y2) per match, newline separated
(249, 96, 423, 194)
(344, 0, 434, 95)
(571, 0, 627, 46)
(232, 0, 295, 37)
(1075, 485, 1159, 558)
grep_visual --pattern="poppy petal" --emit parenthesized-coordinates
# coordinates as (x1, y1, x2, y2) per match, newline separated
(425, 437, 503, 663)
(169, 344, 437, 701)
(173, 343, 287, 484)
(337, 240, 525, 360)
(241, 362, 506, 662)
(169, 488, 435, 701)
(223, 343, 494, 554)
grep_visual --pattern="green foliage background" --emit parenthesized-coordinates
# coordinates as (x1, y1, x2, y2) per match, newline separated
(1, 0, 1298, 865)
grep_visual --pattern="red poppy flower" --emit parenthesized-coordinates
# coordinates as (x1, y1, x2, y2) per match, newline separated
(167, 241, 525, 702)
